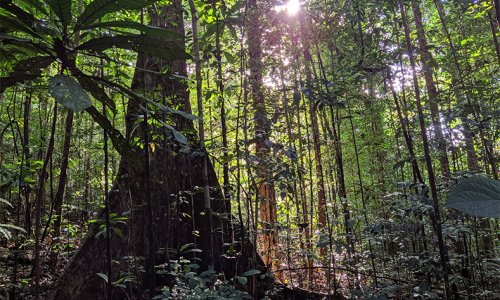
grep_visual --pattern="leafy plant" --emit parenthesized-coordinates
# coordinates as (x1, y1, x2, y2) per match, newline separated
(88, 212, 128, 238)
(445, 175, 500, 218)
(153, 258, 252, 300)
(0, 0, 190, 155)
(0, 197, 25, 239)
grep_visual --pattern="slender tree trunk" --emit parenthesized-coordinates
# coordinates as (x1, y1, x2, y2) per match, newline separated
(189, 0, 212, 257)
(347, 105, 377, 285)
(488, 11, 500, 65)
(400, 1, 451, 297)
(12, 89, 31, 299)
(21, 91, 32, 235)
(412, 0, 450, 178)
(309, 98, 327, 244)
(33, 104, 58, 300)
(213, 1, 230, 205)
(247, 0, 278, 270)
(297, 96, 314, 285)
(494, 0, 500, 26)
(365, 81, 387, 192)
(82, 120, 94, 218)
(462, 119, 480, 171)
(329, 106, 352, 249)
(49, 110, 73, 270)
(298, 11, 327, 256)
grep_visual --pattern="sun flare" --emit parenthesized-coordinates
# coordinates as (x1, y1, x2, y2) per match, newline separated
(286, 0, 300, 15)
(275, 0, 301, 16)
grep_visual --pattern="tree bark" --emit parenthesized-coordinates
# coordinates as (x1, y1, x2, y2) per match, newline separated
(51, 2, 252, 299)
(298, 11, 328, 256)
(49, 110, 73, 270)
(400, 1, 451, 297)
(247, 0, 278, 271)
(412, 0, 450, 178)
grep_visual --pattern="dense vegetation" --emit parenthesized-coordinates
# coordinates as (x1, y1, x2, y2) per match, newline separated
(0, 0, 498, 299)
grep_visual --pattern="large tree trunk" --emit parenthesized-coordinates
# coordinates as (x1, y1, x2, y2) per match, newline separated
(51, 2, 345, 299)
(51, 2, 251, 299)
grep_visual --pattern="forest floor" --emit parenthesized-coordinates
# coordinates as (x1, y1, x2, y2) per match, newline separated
(0, 233, 353, 299)
(0, 237, 73, 299)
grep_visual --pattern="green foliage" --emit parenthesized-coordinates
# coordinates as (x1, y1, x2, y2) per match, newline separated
(45, 0, 72, 26)
(89, 212, 128, 238)
(0, 198, 26, 239)
(76, 35, 188, 61)
(48, 75, 92, 112)
(154, 258, 252, 300)
(241, 269, 260, 277)
(445, 176, 500, 218)
(0, 0, 499, 298)
(0, 0, 194, 157)
(75, 0, 157, 29)
(0, 0, 187, 106)
(80, 20, 182, 40)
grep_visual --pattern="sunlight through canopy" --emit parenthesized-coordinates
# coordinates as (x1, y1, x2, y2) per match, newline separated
(275, 0, 301, 16)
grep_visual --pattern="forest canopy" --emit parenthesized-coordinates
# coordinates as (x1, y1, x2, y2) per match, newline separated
(0, 0, 498, 299)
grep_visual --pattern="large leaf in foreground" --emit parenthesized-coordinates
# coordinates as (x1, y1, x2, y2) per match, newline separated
(77, 35, 189, 61)
(75, 0, 156, 29)
(0, 223, 26, 239)
(71, 72, 117, 113)
(45, 0, 72, 26)
(48, 75, 92, 112)
(445, 176, 500, 218)
(0, 55, 53, 93)
(80, 21, 182, 40)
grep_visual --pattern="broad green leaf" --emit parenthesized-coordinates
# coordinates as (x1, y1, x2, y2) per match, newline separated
(0, 197, 13, 208)
(0, 223, 26, 233)
(181, 248, 202, 254)
(112, 227, 122, 237)
(0, 1, 37, 28)
(77, 35, 189, 61)
(80, 21, 181, 40)
(0, 0, 59, 37)
(2, 1, 55, 36)
(237, 276, 247, 285)
(242, 269, 261, 277)
(0, 34, 51, 55)
(179, 243, 196, 253)
(0, 55, 53, 93)
(445, 176, 500, 218)
(75, 0, 157, 29)
(49, 75, 92, 112)
(143, 111, 189, 147)
(72, 73, 117, 113)
(0, 227, 11, 239)
(12, 55, 53, 73)
(0, 34, 33, 44)
(162, 122, 189, 145)
(45, 0, 72, 26)
(0, 223, 26, 240)
(18, 0, 48, 15)
(96, 272, 109, 283)
(170, 108, 197, 121)
(0, 15, 37, 36)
